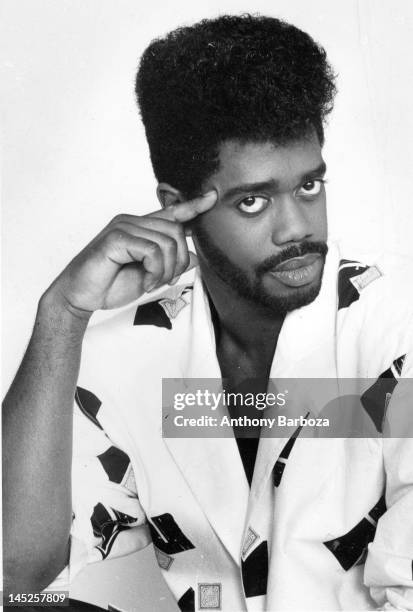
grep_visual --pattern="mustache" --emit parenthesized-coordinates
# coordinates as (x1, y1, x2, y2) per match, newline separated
(256, 241, 328, 275)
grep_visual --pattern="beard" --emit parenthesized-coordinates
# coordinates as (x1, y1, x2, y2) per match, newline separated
(193, 224, 328, 315)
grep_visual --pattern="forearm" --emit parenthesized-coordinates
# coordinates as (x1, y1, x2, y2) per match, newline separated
(2, 201, 205, 592)
(2, 292, 90, 593)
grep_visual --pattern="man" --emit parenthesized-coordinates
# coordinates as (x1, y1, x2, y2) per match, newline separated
(3, 13, 413, 612)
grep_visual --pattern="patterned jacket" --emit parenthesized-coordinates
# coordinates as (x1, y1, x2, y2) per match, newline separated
(48, 241, 413, 611)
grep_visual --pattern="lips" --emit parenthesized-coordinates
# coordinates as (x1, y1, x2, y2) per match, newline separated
(273, 253, 320, 272)
(266, 253, 323, 288)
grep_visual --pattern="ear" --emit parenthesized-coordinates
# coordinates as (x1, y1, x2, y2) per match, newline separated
(156, 183, 184, 209)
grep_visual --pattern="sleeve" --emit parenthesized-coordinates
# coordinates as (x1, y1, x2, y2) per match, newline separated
(364, 351, 413, 610)
(45, 389, 151, 591)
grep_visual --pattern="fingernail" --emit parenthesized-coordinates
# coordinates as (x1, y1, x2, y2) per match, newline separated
(168, 275, 180, 286)
(146, 283, 157, 292)
(202, 190, 217, 199)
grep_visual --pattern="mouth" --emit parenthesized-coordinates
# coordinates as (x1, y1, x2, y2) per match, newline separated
(267, 253, 323, 287)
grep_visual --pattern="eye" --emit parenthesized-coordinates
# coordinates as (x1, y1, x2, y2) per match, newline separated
(237, 196, 269, 215)
(296, 179, 325, 197)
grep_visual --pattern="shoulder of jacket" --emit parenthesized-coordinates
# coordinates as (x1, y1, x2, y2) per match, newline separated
(337, 254, 413, 313)
(86, 273, 196, 338)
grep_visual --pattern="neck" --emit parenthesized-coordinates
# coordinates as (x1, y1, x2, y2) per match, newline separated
(200, 264, 285, 358)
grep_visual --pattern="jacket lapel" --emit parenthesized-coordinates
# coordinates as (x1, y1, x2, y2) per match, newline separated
(163, 269, 249, 565)
(249, 242, 341, 507)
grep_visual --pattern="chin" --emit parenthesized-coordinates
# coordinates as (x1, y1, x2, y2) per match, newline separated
(271, 284, 322, 313)
(253, 275, 324, 314)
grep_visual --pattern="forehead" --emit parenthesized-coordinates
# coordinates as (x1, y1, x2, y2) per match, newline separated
(206, 135, 324, 192)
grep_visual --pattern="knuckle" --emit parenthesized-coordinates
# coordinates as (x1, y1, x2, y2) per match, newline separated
(111, 213, 125, 224)
(164, 235, 177, 251)
(111, 213, 140, 226)
(106, 228, 125, 243)
(146, 241, 161, 256)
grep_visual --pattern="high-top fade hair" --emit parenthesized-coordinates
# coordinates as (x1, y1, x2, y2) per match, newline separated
(136, 14, 336, 199)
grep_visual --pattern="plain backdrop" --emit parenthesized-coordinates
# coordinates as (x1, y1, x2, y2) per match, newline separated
(2, 0, 413, 609)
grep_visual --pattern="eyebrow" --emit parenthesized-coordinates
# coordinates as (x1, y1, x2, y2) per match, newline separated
(221, 161, 327, 200)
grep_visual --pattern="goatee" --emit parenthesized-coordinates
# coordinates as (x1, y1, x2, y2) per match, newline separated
(193, 224, 328, 315)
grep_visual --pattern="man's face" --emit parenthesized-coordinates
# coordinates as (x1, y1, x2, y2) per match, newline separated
(191, 133, 328, 314)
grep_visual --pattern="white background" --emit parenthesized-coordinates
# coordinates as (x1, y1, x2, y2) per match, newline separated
(2, 0, 413, 609)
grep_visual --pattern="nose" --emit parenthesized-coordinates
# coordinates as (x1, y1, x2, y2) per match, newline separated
(270, 194, 311, 246)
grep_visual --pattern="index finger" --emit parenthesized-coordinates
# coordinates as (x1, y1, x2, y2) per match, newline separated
(163, 190, 217, 223)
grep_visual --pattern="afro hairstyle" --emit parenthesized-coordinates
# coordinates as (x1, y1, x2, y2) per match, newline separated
(136, 14, 337, 199)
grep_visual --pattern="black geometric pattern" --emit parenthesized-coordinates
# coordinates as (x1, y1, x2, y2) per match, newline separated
(323, 495, 386, 571)
(91, 502, 112, 538)
(91, 502, 137, 560)
(149, 513, 195, 555)
(177, 587, 195, 612)
(112, 509, 138, 525)
(337, 259, 370, 310)
(97, 446, 130, 484)
(273, 414, 309, 487)
(133, 285, 193, 329)
(361, 355, 406, 433)
(75, 387, 103, 429)
(368, 495, 386, 522)
(272, 460, 287, 487)
(133, 300, 172, 329)
(241, 541, 268, 598)
(96, 523, 130, 560)
(91, 505, 115, 558)
(393, 354, 406, 376)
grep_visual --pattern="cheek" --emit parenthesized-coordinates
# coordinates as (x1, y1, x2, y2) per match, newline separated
(310, 197, 328, 237)
(212, 209, 262, 240)
(196, 208, 264, 264)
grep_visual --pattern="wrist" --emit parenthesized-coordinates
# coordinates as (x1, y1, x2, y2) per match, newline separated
(38, 289, 91, 338)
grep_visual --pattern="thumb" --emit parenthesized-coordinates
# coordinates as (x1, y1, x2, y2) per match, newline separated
(169, 251, 198, 285)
